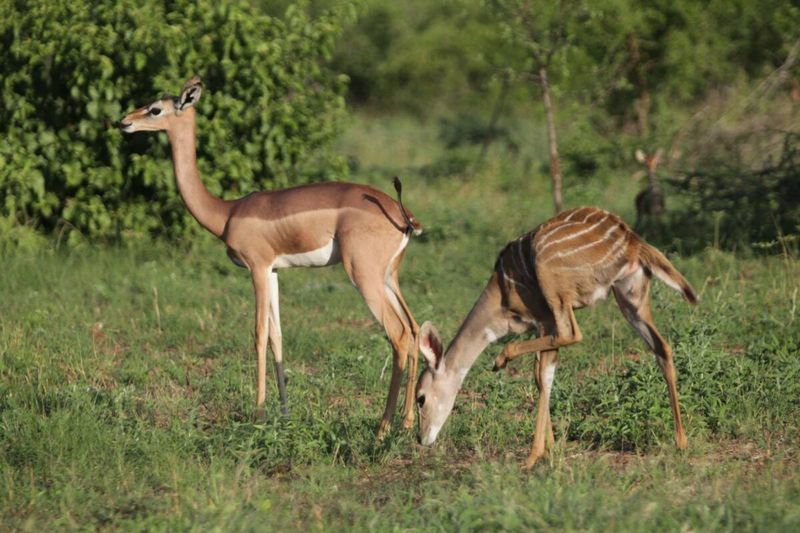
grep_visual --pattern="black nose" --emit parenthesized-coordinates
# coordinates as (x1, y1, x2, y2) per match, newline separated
(115, 120, 131, 130)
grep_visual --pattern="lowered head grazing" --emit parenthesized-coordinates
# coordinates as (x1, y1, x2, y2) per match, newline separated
(415, 322, 460, 446)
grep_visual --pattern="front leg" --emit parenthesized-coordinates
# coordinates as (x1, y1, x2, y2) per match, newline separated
(494, 305, 582, 371)
(524, 349, 559, 468)
(252, 268, 271, 421)
(269, 271, 288, 416)
(493, 335, 557, 370)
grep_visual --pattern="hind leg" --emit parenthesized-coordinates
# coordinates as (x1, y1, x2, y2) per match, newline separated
(613, 269, 687, 450)
(387, 268, 420, 430)
(342, 251, 413, 440)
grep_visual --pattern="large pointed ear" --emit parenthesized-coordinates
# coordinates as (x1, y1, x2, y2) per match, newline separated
(178, 76, 203, 111)
(419, 321, 445, 373)
(651, 148, 663, 168)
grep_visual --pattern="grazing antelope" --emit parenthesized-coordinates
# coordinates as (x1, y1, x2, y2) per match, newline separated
(634, 148, 665, 234)
(118, 76, 422, 438)
(415, 207, 698, 467)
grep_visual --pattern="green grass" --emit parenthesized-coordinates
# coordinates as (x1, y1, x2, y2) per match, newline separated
(2, 117, 800, 530)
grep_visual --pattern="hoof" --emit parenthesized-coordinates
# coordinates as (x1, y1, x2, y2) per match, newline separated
(492, 358, 506, 372)
(376, 421, 391, 441)
(523, 452, 545, 470)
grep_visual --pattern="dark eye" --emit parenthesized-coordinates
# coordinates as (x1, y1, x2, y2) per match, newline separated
(149, 107, 161, 116)
(417, 395, 426, 408)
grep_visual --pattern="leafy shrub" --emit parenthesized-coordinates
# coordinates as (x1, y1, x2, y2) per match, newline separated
(667, 131, 800, 252)
(0, 0, 351, 241)
(438, 112, 512, 150)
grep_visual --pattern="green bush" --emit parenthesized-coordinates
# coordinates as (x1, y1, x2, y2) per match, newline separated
(667, 131, 800, 252)
(0, 0, 350, 241)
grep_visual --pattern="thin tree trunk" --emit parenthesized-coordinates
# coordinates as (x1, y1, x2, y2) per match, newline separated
(627, 33, 650, 138)
(539, 65, 562, 214)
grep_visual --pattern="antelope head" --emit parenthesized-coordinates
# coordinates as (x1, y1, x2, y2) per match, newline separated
(117, 76, 203, 133)
(415, 321, 461, 446)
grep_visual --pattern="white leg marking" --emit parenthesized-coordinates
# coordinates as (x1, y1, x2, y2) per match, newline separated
(543, 362, 556, 392)
(383, 233, 411, 322)
(268, 270, 283, 362)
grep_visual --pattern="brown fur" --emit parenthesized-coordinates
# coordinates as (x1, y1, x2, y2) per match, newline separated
(416, 207, 698, 467)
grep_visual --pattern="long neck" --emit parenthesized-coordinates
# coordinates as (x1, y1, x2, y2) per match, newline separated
(648, 168, 657, 189)
(442, 276, 505, 385)
(167, 112, 231, 238)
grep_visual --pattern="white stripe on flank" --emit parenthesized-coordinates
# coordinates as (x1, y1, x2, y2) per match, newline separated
(513, 239, 531, 281)
(551, 229, 628, 272)
(595, 230, 628, 264)
(539, 209, 596, 242)
(517, 238, 535, 281)
(537, 221, 583, 245)
(498, 256, 525, 288)
(544, 221, 621, 263)
(538, 215, 610, 254)
(563, 208, 592, 221)
(536, 209, 601, 250)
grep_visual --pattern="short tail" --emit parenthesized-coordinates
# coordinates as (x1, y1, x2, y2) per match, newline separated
(393, 176, 423, 236)
(638, 240, 698, 304)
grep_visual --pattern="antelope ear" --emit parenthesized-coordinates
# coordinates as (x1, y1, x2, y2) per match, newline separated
(652, 148, 663, 166)
(178, 76, 203, 110)
(419, 321, 445, 373)
(634, 148, 646, 164)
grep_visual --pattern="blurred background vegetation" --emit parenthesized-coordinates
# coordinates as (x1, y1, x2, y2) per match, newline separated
(0, 0, 798, 251)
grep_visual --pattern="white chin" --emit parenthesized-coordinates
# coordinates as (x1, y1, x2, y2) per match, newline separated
(421, 425, 441, 446)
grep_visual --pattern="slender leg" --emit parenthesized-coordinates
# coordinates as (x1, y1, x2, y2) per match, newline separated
(402, 323, 420, 430)
(251, 267, 271, 420)
(533, 352, 556, 449)
(613, 276, 688, 450)
(387, 272, 420, 430)
(268, 271, 288, 415)
(343, 265, 411, 439)
(525, 349, 558, 468)
(494, 305, 582, 370)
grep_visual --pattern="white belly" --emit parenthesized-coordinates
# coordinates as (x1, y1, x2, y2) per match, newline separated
(272, 239, 341, 269)
(589, 285, 610, 304)
(574, 285, 611, 308)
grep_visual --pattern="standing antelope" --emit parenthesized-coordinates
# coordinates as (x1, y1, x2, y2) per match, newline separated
(415, 207, 698, 467)
(634, 148, 665, 234)
(118, 76, 421, 438)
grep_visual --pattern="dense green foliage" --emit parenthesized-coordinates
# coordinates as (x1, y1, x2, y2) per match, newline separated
(1, 0, 798, 246)
(1, 167, 798, 529)
(0, 0, 350, 241)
